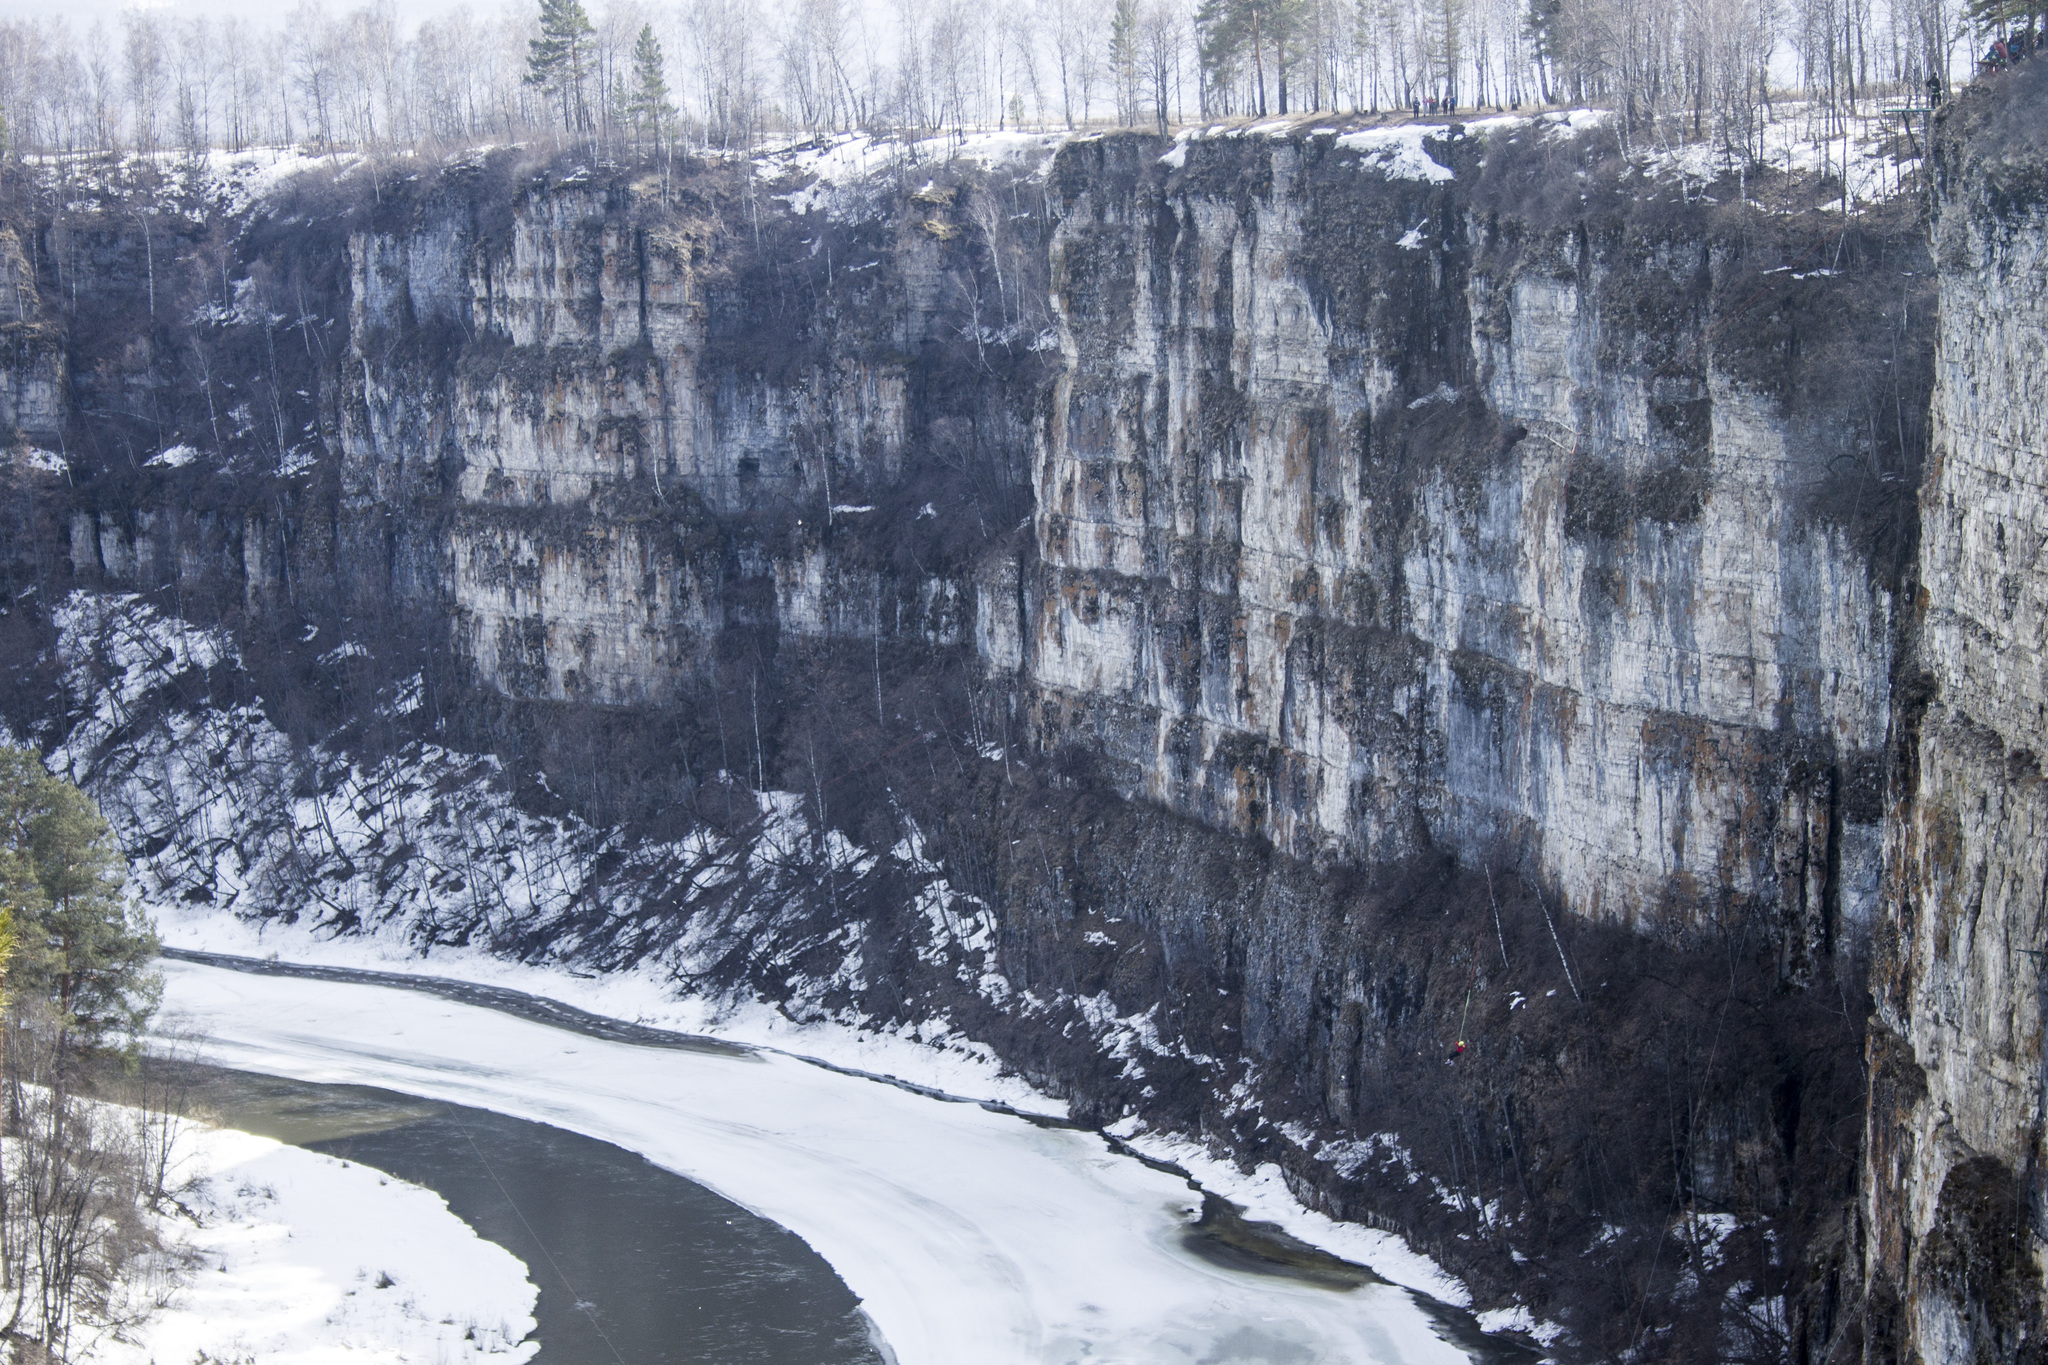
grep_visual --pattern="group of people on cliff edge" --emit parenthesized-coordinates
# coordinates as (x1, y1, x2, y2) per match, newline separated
(1982, 27, 2042, 72)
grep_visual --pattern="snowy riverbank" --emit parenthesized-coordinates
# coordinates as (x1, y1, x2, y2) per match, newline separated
(152, 908, 1489, 1314)
(107, 1124, 537, 1365)
(157, 953, 1492, 1365)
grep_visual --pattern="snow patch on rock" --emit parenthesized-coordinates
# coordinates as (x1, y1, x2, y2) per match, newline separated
(145, 443, 199, 469)
(1333, 126, 1457, 182)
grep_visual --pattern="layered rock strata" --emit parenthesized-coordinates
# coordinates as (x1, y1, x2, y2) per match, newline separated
(1867, 76, 2048, 1363)
(1021, 126, 1903, 949)
(12, 100, 2048, 1360)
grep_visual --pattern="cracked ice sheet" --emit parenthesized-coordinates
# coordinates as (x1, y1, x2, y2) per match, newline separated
(159, 960, 1477, 1365)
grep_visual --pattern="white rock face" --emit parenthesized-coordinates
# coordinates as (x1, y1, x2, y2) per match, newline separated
(344, 190, 704, 518)
(1025, 134, 1892, 940)
(449, 516, 717, 703)
(0, 227, 61, 441)
(1871, 154, 2048, 1359)
(318, 138, 1900, 951)
(335, 182, 928, 703)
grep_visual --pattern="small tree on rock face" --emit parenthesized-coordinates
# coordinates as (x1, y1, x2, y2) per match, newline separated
(525, 0, 597, 134)
(0, 750, 159, 1055)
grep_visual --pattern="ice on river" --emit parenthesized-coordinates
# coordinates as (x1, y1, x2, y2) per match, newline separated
(159, 959, 1480, 1365)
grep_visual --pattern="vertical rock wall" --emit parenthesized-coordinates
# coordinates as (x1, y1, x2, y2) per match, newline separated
(317, 161, 1038, 706)
(1869, 78, 2048, 1362)
(35, 137, 1915, 957)
(34, 115, 2048, 1356)
(1023, 126, 1900, 943)
(0, 226, 64, 444)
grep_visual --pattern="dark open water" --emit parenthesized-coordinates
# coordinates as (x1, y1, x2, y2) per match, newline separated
(189, 1065, 892, 1365)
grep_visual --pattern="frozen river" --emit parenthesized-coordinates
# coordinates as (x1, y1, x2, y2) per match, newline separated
(192, 1066, 888, 1363)
(160, 956, 1503, 1365)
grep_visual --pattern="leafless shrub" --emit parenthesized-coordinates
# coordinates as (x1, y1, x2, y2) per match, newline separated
(0, 1000, 167, 1362)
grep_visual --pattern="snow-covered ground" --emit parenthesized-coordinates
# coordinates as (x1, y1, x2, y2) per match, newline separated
(1626, 98, 1923, 205)
(159, 957, 1486, 1365)
(760, 128, 1069, 218)
(158, 904, 1065, 1117)
(1148, 100, 1917, 205)
(154, 906, 1486, 1309)
(108, 1124, 537, 1365)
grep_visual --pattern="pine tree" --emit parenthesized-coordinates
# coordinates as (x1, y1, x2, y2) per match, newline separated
(1195, 0, 1260, 115)
(1430, 0, 1463, 107)
(525, 0, 596, 133)
(0, 749, 159, 1051)
(1110, 0, 1142, 126)
(627, 24, 675, 150)
(1524, 0, 1564, 103)
(1195, 1, 1311, 116)
(1967, 0, 2045, 38)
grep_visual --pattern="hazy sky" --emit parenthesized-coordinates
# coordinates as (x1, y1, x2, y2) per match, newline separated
(0, 0, 505, 33)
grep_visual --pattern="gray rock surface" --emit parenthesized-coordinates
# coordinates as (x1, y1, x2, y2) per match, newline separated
(3, 87, 2045, 1359)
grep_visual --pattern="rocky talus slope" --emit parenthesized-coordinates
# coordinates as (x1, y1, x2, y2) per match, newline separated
(0, 73, 2043, 1363)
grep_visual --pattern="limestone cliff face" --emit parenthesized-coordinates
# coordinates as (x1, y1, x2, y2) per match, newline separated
(0, 226, 64, 444)
(1868, 76, 2048, 1363)
(305, 162, 1038, 706)
(1020, 127, 1899, 945)
(23, 110, 2048, 1359)
(44, 135, 1912, 953)
(93, 133, 1914, 1120)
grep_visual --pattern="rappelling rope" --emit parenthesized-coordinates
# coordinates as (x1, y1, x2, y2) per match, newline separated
(1456, 954, 1480, 1054)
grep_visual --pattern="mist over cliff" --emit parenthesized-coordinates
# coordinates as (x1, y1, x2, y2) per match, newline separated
(1, 66, 2044, 1363)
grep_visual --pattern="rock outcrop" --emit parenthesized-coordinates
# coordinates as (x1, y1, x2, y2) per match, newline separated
(1019, 126, 1904, 959)
(322, 161, 1043, 708)
(1867, 66, 2048, 1364)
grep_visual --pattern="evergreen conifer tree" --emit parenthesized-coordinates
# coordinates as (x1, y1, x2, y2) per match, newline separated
(1194, 1, 1306, 115)
(1968, 0, 2044, 38)
(0, 748, 159, 1051)
(525, 0, 597, 133)
(628, 24, 676, 151)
